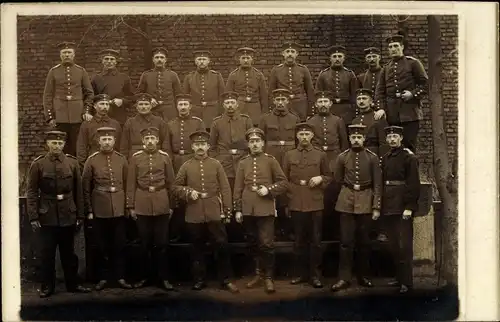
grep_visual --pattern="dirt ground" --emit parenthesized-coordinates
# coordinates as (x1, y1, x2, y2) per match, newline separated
(20, 276, 458, 321)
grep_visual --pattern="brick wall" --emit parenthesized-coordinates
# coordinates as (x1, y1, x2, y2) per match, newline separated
(17, 14, 458, 179)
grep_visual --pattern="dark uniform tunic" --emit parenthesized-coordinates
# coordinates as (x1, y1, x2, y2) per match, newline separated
(91, 68, 136, 125)
(381, 146, 420, 286)
(26, 153, 84, 289)
(268, 63, 315, 121)
(226, 66, 269, 125)
(167, 115, 206, 173)
(357, 67, 382, 95)
(351, 109, 390, 157)
(137, 67, 182, 121)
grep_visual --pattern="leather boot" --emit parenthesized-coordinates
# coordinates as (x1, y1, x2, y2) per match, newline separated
(95, 280, 108, 291)
(264, 278, 276, 294)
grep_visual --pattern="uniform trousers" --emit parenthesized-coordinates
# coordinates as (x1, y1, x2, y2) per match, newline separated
(39, 225, 80, 290)
(186, 220, 232, 285)
(291, 211, 323, 279)
(289, 97, 309, 121)
(398, 120, 419, 153)
(338, 213, 372, 281)
(322, 180, 342, 241)
(244, 215, 275, 279)
(57, 123, 81, 156)
(136, 214, 170, 281)
(152, 103, 176, 123)
(383, 215, 414, 286)
(93, 217, 127, 281)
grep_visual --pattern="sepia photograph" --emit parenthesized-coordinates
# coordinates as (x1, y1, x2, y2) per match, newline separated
(2, 2, 498, 321)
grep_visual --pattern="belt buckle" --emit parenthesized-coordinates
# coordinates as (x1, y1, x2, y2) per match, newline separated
(279, 140, 285, 146)
(353, 184, 361, 191)
(322, 146, 328, 151)
(179, 150, 185, 155)
(66, 95, 72, 100)
(299, 180, 307, 186)
(335, 98, 341, 103)
(158, 100, 164, 104)
(230, 149, 238, 155)
(246, 96, 251, 102)
(201, 101, 207, 106)
(251, 185, 258, 192)
(148, 186, 156, 193)
(200, 192, 208, 199)
(395, 92, 401, 98)
(290, 94, 295, 99)
(385, 181, 390, 185)
(110, 187, 116, 193)
(56, 194, 64, 200)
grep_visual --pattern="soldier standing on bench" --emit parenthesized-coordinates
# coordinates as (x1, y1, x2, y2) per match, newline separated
(381, 126, 420, 294)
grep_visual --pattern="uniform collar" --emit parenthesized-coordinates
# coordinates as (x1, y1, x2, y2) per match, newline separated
(194, 154, 209, 161)
(223, 112, 240, 121)
(369, 66, 381, 72)
(318, 111, 331, 117)
(94, 113, 110, 122)
(284, 61, 297, 67)
(61, 61, 75, 67)
(178, 114, 191, 120)
(392, 55, 404, 62)
(359, 108, 373, 115)
(47, 152, 64, 162)
(251, 151, 264, 157)
(145, 148, 158, 155)
(350, 146, 365, 153)
(390, 146, 404, 155)
(330, 65, 344, 71)
(138, 113, 152, 121)
(297, 144, 313, 151)
(154, 66, 166, 72)
(100, 149, 114, 155)
(273, 108, 288, 116)
(103, 68, 118, 75)
(240, 65, 252, 71)
(196, 68, 209, 74)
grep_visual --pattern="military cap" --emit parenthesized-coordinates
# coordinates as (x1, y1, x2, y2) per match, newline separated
(236, 47, 256, 56)
(272, 88, 292, 98)
(281, 41, 301, 51)
(386, 34, 405, 44)
(135, 93, 154, 103)
(327, 45, 346, 56)
(220, 91, 239, 101)
(45, 130, 67, 141)
(189, 130, 211, 143)
(245, 127, 265, 140)
(99, 49, 120, 58)
(315, 91, 333, 100)
(356, 88, 374, 98)
(96, 127, 117, 137)
(347, 124, 367, 135)
(140, 127, 160, 138)
(384, 126, 404, 136)
(364, 47, 380, 55)
(295, 122, 314, 133)
(193, 50, 212, 58)
(57, 41, 76, 51)
(93, 93, 111, 104)
(152, 47, 168, 56)
(176, 93, 192, 103)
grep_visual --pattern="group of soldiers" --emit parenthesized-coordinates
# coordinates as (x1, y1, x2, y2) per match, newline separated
(27, 33, 427, 298)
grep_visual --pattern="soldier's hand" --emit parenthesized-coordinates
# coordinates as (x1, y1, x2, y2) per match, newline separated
(82, 113, 93, 122)
(235, 212, 243, 224)
(372, 209, 381, 220)
(76, 219, 84, 231)
(129, 209, 138, 220)
(87, 213, 94, 220)
(257, 185, 269, 197)
(113, 98, 123, 107)
(168, 208, 173, 216)
(308, 176, 323, 188)
(190, 190, 200, 200)
(374, 109, 386, 120)
(402, 209, 413, 220)
(48, 119, 57, 128)
(30, 220, 41, 232)
(284, 207, 291, 218)
(401, 90, 413, 101)
(151, 98, 158, 108)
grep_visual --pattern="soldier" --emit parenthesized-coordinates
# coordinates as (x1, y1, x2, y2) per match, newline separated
(91, 49, 136, 125)
(209, 91, 253, 190)
(137, 47, 182, 122)
(282, 123, 331, 288)
(43, 41, 94, 156)
(381, 126, 420, 294)
(374, 34, 429, 153)
(258, 88, 300, 241)
(268, 42, 315, 121)
(82, 127, 133, 290)
(126, 127, 176, 291)
(226, 47, 269, 126)
(120, 93, 172, 159)
(330, 124, 382, 292)
(357, 47, 383, 95)
(315, 45, 359, 126)
(172, 131, 239, 293)
(183, 50, 225, 129)
(233, 128, 289, 294)
(26, 131, 91, 298)
(76, 94, 122, 168)
(351, 88, 390, 157)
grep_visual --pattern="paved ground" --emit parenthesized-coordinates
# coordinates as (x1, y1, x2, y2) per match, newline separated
(20, 276, 458, 321)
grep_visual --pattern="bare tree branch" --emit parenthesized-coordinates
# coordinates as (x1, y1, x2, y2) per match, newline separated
(119, 17, 150, 39)
(77, 18, 100, 48)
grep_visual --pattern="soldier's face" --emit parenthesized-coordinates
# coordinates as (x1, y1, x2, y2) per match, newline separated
(195, 57, 210, 69)
(248, 137, 264, 153)
(94, 100, 110, 115)
(223, 99, 238, 114)
(282, 49, 298, 63)
(296, 130, 314, 146)
(365, 53, 380, 66)
(316, 97, 332, 114)
(153, 53, 167, 67)
(386, 133, 403, 148)
(239, 54, 253, 67)
(60, 49, 75, 63)
(99, 136, 115, 151)
(142, 135, 159, 151)
(46, 139, 65, 155)
(356, 94, 373, 111)
(192, 142, 209, 156)
(136, 101, 153, 114)
(273, 96, 289, 110)
(388, 42, 404, 58)
(330, 53, 345, 66)
(102, 55, 117, 70)
(177, 100, 191, 116)
(349, 133, 365, 147)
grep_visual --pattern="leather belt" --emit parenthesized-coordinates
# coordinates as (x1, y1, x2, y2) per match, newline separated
(267, 140, 295, 147)
(384, 180, 406, 186)
(95, 186, 122, 193)
(197, 100, 218, 106)
(332, 98, 350, 104)
(289, 93, 305, 100)
(247, 185, 261, 192)
(41, 192, 72, 200)
(316, 145, 336, 152)
(138, 185, 166, 192)
(221, 149, 245, 155)
(174, 149, 193, 155)
(238, 96, 255, 103)
(194, 191, 213, 199)
(343, 182, 372, 191)
(291, 179, 310, 186)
